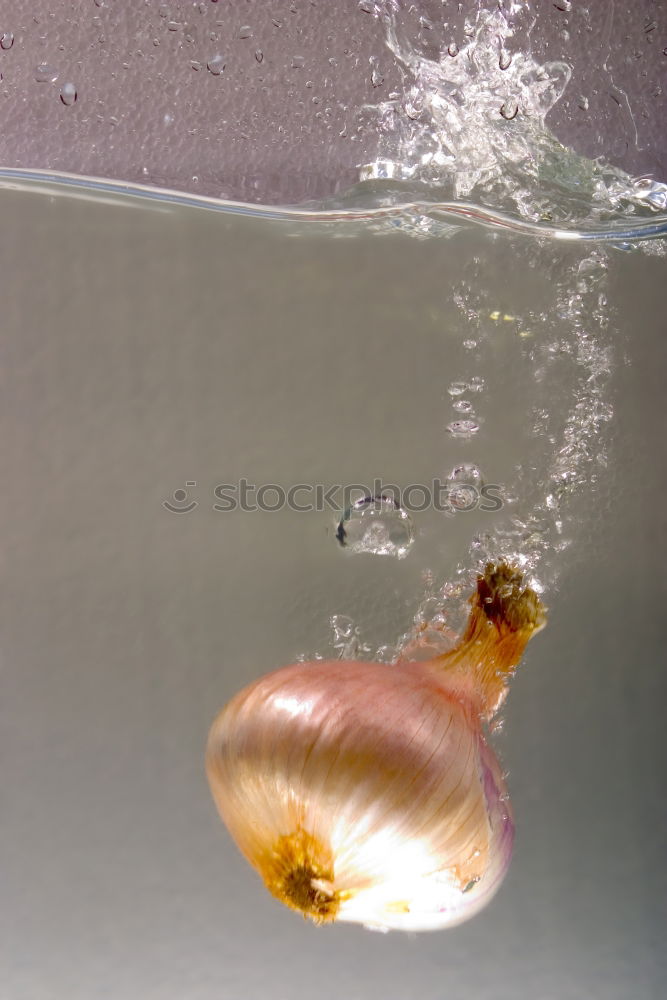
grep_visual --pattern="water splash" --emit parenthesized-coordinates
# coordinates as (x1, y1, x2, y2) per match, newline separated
(357, 2, 667, 233)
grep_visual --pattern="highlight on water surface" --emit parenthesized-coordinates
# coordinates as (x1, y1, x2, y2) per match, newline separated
(206, 562, 545, 932)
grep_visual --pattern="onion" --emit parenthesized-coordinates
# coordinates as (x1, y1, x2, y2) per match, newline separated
(206, 563, 545, 932)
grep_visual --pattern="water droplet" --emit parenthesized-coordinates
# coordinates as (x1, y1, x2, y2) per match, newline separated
(447, 419, 480, 437)
(190, 60, 202, 71)
(94, 0, 107, 6)
(336, 495, 414, 559)
(167, 21, 180, 32)
(499, 49, 512, 71)
(447, 42, 459, 57)
(371, 67, 384, 87)
(467, 376, 485, 392)
(453, 399, 473, 413)
(462, 339, 478, 350)
(291, 55, 304, 69)
(207, 54, 225, 75)
(500, 98, 518, 120)
(255, 49, 263, 63)
(35, 64, 58, 83)
(59, 82, 77, 106)
(0, 31, 14, 50)
(239, 25, 252, 39)
(578, 96, 589, 111)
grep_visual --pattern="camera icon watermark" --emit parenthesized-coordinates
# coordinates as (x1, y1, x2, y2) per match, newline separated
(162, 481, 199, 513)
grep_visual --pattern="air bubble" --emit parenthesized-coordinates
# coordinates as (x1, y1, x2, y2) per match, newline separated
(448, 463, 484, 487)
(374, 645, 398, 664)
(453, 399, 473, 413)
(447, 419, 480, 437)
(239, 25, 252, 39)
(447, 42, 459, 57)
(291, 55, 305, 69)
(446, 463, 484, 508)
(468, 376, 485, 392)
(331, 615, 354, 641)
(59, 82, 77, 106)
(330, 616, 371, 660)
(0, 31, 14, 50)
(255, 49, 263, 63)
(448, 380, 468, 396)
(336, 495, 414, 559)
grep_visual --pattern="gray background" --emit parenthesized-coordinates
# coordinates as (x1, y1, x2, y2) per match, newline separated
(0, 185, 665, 999)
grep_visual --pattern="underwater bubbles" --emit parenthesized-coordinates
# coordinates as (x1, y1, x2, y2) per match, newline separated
(447, 419, 480, 438)
(336, 495, 414, 558)
(446, 463, 484, 511)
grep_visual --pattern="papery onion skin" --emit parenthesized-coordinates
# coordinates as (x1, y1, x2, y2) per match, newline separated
(206, 563, 545, 932)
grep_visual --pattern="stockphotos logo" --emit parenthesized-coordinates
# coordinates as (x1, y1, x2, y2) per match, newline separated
(162, 479, 504, 514)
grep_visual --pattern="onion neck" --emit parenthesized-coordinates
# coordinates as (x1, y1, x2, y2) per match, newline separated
(433, 562, 546, 719)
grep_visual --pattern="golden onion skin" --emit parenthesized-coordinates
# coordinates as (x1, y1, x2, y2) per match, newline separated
(206, 563, 544, 932)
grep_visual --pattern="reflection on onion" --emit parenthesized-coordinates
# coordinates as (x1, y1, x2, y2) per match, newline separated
(206, 563, 545, 932)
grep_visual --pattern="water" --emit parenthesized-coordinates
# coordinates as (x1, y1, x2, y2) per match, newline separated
(1, 172, 664, 998)
(1, 2, 666, 997)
